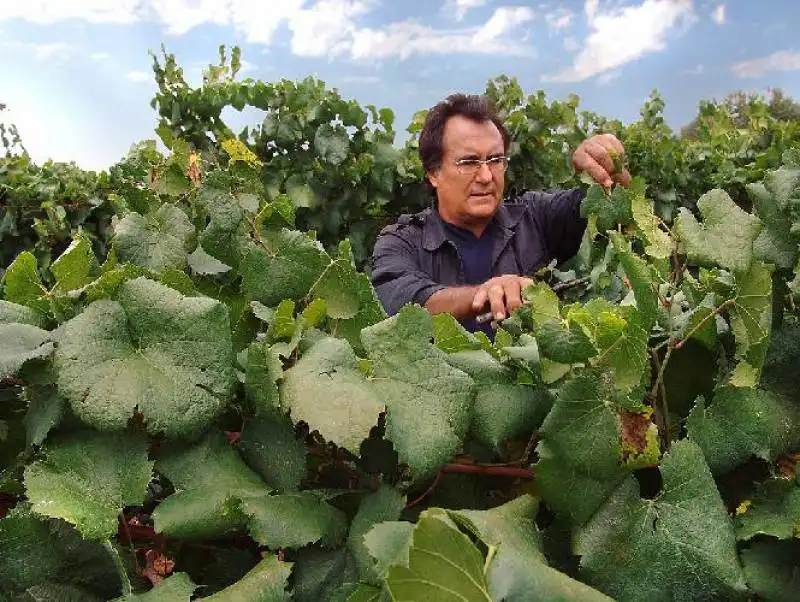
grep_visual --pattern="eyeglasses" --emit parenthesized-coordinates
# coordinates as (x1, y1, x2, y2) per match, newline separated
(453, 156, 509, 176)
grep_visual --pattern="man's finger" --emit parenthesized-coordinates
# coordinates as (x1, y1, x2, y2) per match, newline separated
(585, 139, 617, 177)
(488, 284, 506, 321)
(472, 285, 489, 312)
(613, 167, 632, 187)
(576, 149, 613, 188)
(598, 133, 625, 157)
(504, 280, 523, 313)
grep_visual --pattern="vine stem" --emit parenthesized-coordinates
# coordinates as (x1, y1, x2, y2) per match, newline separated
(483, 544, 499, 576)
(104, 539, 132, 597)
(673, 298, 735, 350)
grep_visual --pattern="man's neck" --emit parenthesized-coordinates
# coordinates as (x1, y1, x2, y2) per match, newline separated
(436, 207, 492, 238)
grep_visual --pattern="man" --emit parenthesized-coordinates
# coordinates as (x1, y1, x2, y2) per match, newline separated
(369, 93, 631, 335)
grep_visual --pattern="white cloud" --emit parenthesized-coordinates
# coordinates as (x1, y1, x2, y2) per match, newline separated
(712, 4, 725, 25)
(445, 0, 488, 21)
(545, 8, 573, 30)
(544, 0, 695, 83)
(731, 49, 800, 78)
(473, 6, 534, 44)
(126, 70, 151, 83)
(32, 41, 71, 60)
(0, 0, 535, 61)
(597, 70, 620, 85)
(0, 0, 142, 24)
(563, 36, 580, 52)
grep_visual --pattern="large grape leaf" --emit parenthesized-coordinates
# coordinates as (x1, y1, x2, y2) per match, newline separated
(0, 323, 53, 378)
(1, 251, 49, 314)
(281, 337, 384, 455)
(196, 189, 250, 268)
(673, 189, 762, 273)
(310, 239, 363, 319)
(575, 440, 748, 601)
(443, 349, 550, 449)
(747, 166, 800, 269)
(727, 261, 773, 386)
(292, 546, 359, 602)
(112, 573, 198, 601)
(113, 204, 195, 272)
(24, 385, 66, 447)
(0, 511, 122, 600)
(314, 123, 350, 166)
(239, 412, 307, 493)
(580, 184, 633, 233)
(54, 277, 237, 438)
(609, 232, 659, 331)
(23, 431, 153, 540)
(50, 233, 98, 292)
(740, 539, 800, 602)
(244, 340, 283, 415)
(0, 299, 47, 327)
(360, 305, 475, 483)
(363, 521, 415, 579)
(735, 477, 800, 541)
(187, 244, 232, 275)
(347, 485, 407, 586)
(201, 554, 292, 601)
(153, 432, 268, 539)
(449, 495, 613, 601)
(687, 386, 800, 475)
(240, 229, 330, 307)
(384, 508, 493, 602)
(629, 179, 674, 259)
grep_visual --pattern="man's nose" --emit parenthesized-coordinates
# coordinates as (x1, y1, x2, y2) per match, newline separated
(474, 162, 493, 182)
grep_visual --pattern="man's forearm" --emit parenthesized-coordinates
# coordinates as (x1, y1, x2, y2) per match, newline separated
(424, 286, 481, 319)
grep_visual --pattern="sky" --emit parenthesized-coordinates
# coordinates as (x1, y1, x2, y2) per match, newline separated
(1, 0, 798, 172)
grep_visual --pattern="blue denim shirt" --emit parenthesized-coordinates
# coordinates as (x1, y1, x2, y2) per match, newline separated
(368, 187, 588, 321)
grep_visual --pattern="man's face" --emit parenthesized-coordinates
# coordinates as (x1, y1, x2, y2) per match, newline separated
(428, 115, 506, 231)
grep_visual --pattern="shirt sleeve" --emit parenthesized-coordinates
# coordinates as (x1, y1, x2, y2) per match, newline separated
(522, 187, 588, 263)
(369, 226, 446, 316)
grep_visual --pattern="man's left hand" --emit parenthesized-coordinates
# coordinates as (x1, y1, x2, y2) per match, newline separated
(572, 133, 631, 189)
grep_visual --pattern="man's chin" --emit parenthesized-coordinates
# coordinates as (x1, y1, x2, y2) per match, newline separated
(466, 194, 499, 216)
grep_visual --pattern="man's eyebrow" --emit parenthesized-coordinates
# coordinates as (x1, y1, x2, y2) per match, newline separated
(455, 151, 505, 160)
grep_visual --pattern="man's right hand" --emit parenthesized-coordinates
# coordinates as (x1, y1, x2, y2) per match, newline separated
(471, 275, 534, 322)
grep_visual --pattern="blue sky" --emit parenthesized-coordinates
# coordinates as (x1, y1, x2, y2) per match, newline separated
(1, 0, 798, 171)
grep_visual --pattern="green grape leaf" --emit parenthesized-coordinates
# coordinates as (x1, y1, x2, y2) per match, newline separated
(314, 123, 350, 166)
(50, 233, 98, 292)
(523, 281, 561, 326)
(347, 485, 407, 585)
(285, 174, 318, 209)
(363, 521, 414, 579)
(385, 508, 492, 602)
(292, 547, 359, 602)
(450, 496, 613, 602)
(748, 180, 799, 269)
(281, 337, 384, 455)
(576, 440, 747, 601)
(728, 261, 773, 386)
(580, 184, 633, 233)
(153, 432, 268, 539)
(112, 573, 198, 601)
(610, 231, 659, 331)
(673, 189, 762, 273)
(24, 432, 153, 540)
(2, 251, 49, 314)
(113, 204, 195, 272)
(535, 319, 598, 364)
(432, 313, 483, 354)
(444, 350, 551, 449)
(310, 239, 362, 319)
(0, 512, 122, 600)
(239, 412, 307, 493)
(54, 277, 236, 438)
(0, 323, 53, 378)
(630, 179, 673, 259)
(740, 539, 800, 602)
(687, 387, 800, 475)
(24, 386, 66, 447)
(0, 299, 47, 327)
(197, 189, 250, 268)
(240, 229, 329, 306)
(361, 305, 474, 483)
(188, 244, 232, 275)
(243, 492, 348, 549)
(245, 340, 283, 414)
(23, 583, 104, 602)
(735, 477, 800, 541)
(201, 554, 292, 601)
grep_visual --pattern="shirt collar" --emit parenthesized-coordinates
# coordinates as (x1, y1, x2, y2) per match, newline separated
(421, 201, 524, 251)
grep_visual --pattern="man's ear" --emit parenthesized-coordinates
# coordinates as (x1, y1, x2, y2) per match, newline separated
(427, 169, 440, 189)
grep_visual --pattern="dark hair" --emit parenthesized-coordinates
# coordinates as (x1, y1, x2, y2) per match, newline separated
(418, 93, 510, 174)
